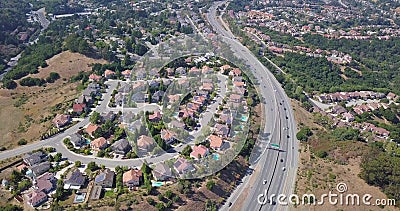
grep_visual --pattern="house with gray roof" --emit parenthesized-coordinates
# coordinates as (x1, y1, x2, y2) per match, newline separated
(31, 161, 51, 177)
(111, 139, 132, 155)
(69, 133, 87, 149)
(23, 151, 47, 167)
(131, 92, 146, 103)
(64, 170, 86, 190)
(152, 163, 172, 181)
(94, 169, 115, 188)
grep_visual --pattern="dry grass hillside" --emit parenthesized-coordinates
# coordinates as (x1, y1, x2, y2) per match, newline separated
(0, 51, 107, 149)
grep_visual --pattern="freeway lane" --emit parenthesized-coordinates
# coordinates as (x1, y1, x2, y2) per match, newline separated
(206, 1, 299, 211)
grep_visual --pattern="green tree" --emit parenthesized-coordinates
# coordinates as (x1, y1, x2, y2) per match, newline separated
(17, 139, 27, 145)
(46, 72, 60, 83)
(54, 152, 62, 162)
(181, 145, 192, 157)
(206, 180, 215, 190)
(87, 161, 98, 171)
(90, 111, 101, 124)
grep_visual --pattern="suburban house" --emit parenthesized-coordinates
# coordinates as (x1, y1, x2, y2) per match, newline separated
(188, 67, 201, 76)
(26, 191, 48, 207)
(229, 94, 242, 103)
(332, 105, 347, 115)
(148, 80, 160, 88)
(69, 133, 87, 149)
(387, 92, 398, 100)
(219, 113, 232, 125)
(131, 92, 146, 103)
(202, 65, 213, 74)
(90, 137, 108, 151)
(52, 114, 71, 128)
(149, 111, 162, 122)
(73, 103, 87, 115)
(190, 145, 209, 160)
(152, 163, 172, 181)
(342, 112, 355, 122)
(64, 170, 86, 190)
(173, 157, 194, 174)
(178, 107, 195, 118)
(89, 74, 102, 81)
(23, 151, 47, 166)
(111, 139, 132, 155)
(220, 64, 231, 72)
(169, 120, 186, 129)
(135, 69, 146, 80)
(152, 90, 165, 103)
(175, 67, 186, 75)
(132, 81, 147, 92)
(168, 94, 181, 103)
(121, 69, 131, 79)
(86, 124, 100, 137)
(208, 135, 224, 151)
(77, 94, 93, 105)
(101, 111, 116, 122)
(137, 135, 154, 151)
(104, 69, 116, 78)
(123, 169, 143, 188)
(215, 123, 230, 137)
(178, 79, 190, 88)
(118, 83, 133, 94)
(94, 169, 115, 188)
(31, 161, 51, 177)
(229, 68, 241, 76)
(160, 129, 177, 145)
(201, 82, 214, 92)
(35, 172, 56, 193)
(166, 67, 174, 76)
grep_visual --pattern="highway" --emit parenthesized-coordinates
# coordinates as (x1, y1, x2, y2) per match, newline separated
(206, 1, 299, 211)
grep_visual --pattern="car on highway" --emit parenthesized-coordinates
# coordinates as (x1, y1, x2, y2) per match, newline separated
(282, 167, 286, 171)
(280, 158, 283, 162)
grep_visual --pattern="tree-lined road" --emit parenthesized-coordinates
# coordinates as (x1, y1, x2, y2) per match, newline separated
(206, 1, 299, 211)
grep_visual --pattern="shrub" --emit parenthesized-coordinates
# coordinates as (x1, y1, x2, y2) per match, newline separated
(18, 139, 27, 145)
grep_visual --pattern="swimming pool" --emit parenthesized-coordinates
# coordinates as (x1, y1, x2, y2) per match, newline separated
(86, 139, 90, 144)
(74, 193, 86, 203)
(241, 115, 248, 122)
(212, 153, 220, 161)
(152, 181, 164, 187)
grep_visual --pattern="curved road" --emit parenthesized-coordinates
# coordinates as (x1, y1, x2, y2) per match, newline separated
(206, 1, 299, 211)
(0, 81, 160, 167)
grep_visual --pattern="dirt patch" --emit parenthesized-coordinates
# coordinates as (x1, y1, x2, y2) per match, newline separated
(291, 99, 323, 131)
(0, 51, 107, 149)
(293, 144, 398, 211)
(291, 100, 398, 211)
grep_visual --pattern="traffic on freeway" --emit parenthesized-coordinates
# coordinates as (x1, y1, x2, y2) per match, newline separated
(206, 1, 299, 211)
